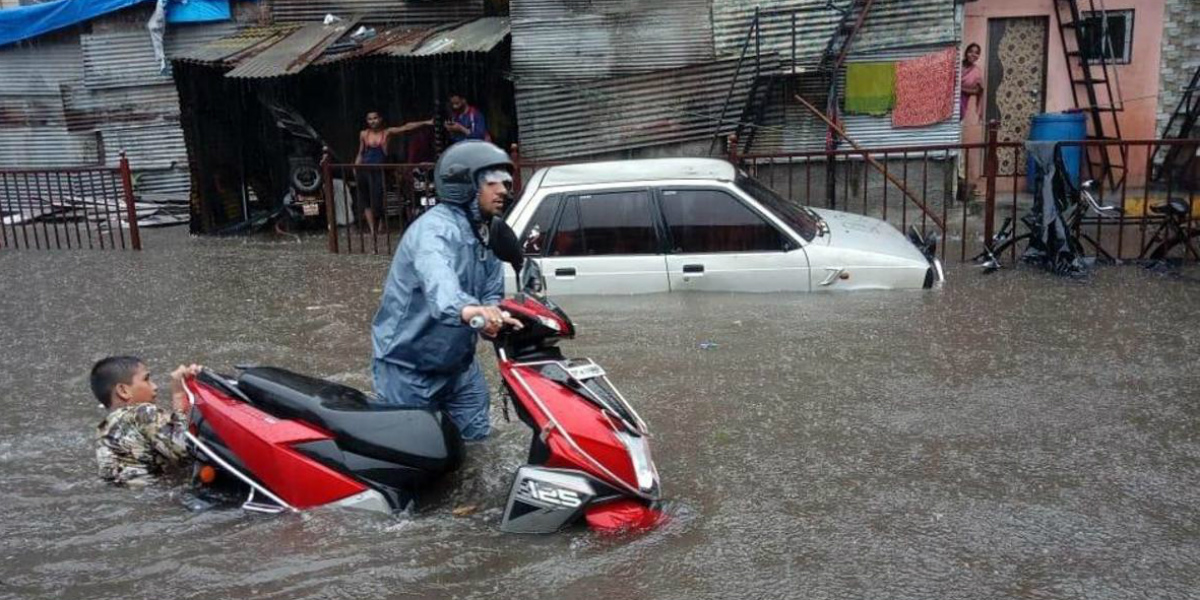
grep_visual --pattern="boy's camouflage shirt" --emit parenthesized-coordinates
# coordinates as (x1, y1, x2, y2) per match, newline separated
(95, 404, 189, 485)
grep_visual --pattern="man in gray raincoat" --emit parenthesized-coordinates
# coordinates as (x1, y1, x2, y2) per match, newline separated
(371, 141, 521, 440)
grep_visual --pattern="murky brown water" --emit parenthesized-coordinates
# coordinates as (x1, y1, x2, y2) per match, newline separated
(2, 228, 1199, 600)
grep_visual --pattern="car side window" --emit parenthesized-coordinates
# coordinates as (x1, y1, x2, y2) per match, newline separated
(521, 194, 561, 256)
(549, 190, 658, 256)
(548, 196, 581, 257)
(660, 188, 789, 253)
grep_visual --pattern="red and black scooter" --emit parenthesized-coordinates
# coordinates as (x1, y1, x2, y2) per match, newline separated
(182, 221, 663, 533)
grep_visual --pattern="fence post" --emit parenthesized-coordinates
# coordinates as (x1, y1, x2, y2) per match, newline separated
(727, 134, 740, 166)
(321, 147, 338, 254)
(510, 143, 523, 196)
(118, 152, 141, 251)
(983, 120, 999, 245)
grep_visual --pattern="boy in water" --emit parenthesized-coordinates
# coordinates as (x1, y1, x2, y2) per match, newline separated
(91, 356, 201, 485)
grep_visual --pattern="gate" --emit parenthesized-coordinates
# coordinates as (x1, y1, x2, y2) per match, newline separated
(1, 154, 142, 251)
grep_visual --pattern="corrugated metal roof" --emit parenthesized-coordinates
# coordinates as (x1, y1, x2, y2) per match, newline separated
(512, 0, 714, 82)
(312, 25, 428, 64)
(712, 0, 958, 70)
(406, 16, 508, 56)
(0, 127, 100, 168)
(516, 55, 780, 160)
(172, 25, 301, 65)
(270, 0, 485, 26)
(225, 17, 361, 79)
(750, 46, 963, 154)
(81, 23, 239, 89)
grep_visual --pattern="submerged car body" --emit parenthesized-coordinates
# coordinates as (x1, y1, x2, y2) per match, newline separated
(505, 158, 943, 294)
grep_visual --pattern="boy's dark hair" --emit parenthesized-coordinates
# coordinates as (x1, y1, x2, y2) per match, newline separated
(90, 356, 144, 408)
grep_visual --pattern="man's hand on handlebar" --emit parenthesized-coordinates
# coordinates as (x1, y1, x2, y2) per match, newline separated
(461, 305, 524, 338)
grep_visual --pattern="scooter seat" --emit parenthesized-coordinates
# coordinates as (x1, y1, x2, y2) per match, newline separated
(1150, 199, 1190, 217)
(236, 367, 461, 472)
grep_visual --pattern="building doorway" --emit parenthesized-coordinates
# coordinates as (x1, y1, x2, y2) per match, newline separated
(986, 17, 1049, 177)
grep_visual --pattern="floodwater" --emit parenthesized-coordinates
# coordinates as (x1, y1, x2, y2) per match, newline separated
(2, 228, 1199, 600)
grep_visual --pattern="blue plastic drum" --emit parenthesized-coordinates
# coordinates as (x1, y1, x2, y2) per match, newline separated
(1027, 112, 1088, 189)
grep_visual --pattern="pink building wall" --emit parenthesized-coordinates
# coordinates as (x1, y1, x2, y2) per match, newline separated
(962, 0, 1165, 186)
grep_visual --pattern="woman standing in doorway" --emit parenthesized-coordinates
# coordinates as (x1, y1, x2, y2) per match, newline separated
(355, 111, 430, 235)
(958, 43, 985, 203)
(960, 43, 984, 121)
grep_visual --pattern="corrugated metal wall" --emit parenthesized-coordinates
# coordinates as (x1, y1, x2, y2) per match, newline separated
(751, 46, 963, 154)
(511, 0, 714, 82)
(62, 85, 183, 131)
(0, 127, 102, 168)
(99, 122, 189, 169)
(516, 55, 779, 160)
(270, 0, 485, 26)
(0, 35, 98, 167)
(711, 0, 957, 69)
(0, 21, 235, 197)
(81, 24, 238, 90)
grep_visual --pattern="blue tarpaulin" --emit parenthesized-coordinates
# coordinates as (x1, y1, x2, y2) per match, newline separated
(0, 0, 233, 47)
(0, 0, 150, 46)
(167, 0, 231, 24)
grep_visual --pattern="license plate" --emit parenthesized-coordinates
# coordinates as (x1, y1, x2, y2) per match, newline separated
(301, 202, 320, 216)
(566, 363, 605, 380)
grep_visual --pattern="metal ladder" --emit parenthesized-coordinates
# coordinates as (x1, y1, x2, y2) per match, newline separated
(708, 8, 762, 157)
(1150, 64, 1200, 183)
(1052, 0, 1127, 189)
(818, 0, 875, 141)
(816, 0, 875, 209)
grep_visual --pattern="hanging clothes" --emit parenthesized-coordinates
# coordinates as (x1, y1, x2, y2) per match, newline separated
(844, 62, 896, 116)
(892, 47, 959, 128)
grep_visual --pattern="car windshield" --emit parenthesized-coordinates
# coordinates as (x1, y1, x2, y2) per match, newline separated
(735, 173, 820, 242)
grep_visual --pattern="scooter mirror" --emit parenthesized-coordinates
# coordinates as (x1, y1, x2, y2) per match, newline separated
(521, 258, 546, 295)
(489, 218, 524, 274)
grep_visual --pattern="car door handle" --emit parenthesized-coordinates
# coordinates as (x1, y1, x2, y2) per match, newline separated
(682, 264, 704, 274)
(555, 267, 576, 278)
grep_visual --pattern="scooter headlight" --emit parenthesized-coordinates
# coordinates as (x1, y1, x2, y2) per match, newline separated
(615, 431, 658, 495)
(536, 315, 561, 332)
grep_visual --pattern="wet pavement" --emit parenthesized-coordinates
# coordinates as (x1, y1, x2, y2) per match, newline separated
(2, 228, 1199, 600)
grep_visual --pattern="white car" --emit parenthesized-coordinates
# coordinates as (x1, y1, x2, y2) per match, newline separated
(504, 158, 943, 294)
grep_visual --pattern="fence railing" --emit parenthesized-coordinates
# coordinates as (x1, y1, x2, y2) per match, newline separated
(731, 124, 1198, 264)
(0, 154, 142, 251)
(322, 128, 1197, 264)
(321, 146, 563, 255)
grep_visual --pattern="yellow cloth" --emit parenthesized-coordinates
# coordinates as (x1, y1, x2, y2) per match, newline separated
(844, 62, 896, 116)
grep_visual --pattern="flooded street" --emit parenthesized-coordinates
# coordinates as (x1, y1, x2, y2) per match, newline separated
(2, 229, 1199, 600)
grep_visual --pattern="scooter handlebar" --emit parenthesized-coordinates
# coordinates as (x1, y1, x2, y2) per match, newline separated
(468, 310, 513, 331)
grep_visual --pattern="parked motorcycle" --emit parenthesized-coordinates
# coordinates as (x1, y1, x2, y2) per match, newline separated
(183, 220, 664, 533)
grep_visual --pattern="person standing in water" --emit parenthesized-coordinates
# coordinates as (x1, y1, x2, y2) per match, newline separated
(356, 111, 431, 235)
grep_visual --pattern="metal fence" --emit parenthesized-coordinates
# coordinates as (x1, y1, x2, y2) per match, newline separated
(733, 126, 1198, 264)
(1, 154, 142, 251)
(322, 129, 1197, 264)
(321, 146, 564, 255)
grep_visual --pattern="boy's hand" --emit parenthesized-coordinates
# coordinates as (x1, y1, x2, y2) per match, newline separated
(170, 364, 202, 413)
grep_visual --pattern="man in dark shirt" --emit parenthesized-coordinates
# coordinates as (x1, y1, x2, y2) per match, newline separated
(444, 93, 489, 144)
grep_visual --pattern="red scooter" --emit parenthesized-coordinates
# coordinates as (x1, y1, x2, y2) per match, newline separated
(182, 221, 663, 533)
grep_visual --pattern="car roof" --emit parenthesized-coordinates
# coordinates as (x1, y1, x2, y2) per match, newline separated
(536, 158, 737, 188)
